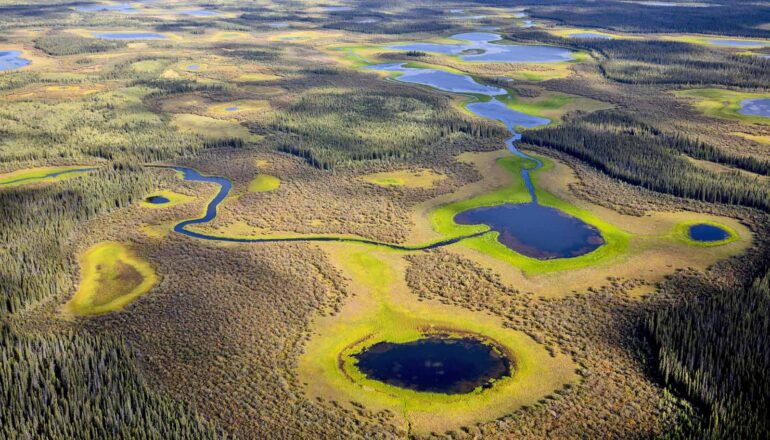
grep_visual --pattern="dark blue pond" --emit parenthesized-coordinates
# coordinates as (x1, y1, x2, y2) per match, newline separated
(570, 32, 612, 39)
(739, 98, 770, 118)
(366, 63, 507, 96)
(353, 337, 510, 394)
(146, 195, 170, 204)
(455, 203, 605, 259)
(93, 32, 167, 40)
(689, 224, 730, 242)
(0, 50, 31, 71)
(389, 32, 574, 63)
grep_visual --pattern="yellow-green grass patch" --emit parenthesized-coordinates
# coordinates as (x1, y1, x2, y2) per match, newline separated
(0, 166, 94, 188)
(233, 72, 282, 82)
(731, 131, 770, 145)
(207, 100, 270, 117)
(674, 88, 770, 124)
(248, 174, 280, 192)
(170, 113, 260, 141)
(671, 219, 740, 247)
(497, 90, 611, 124)
(299, 247, 577, 434)
(139, 189, 194, 208)
(63, 241, 157, 316)
(362, 169, 447, 188)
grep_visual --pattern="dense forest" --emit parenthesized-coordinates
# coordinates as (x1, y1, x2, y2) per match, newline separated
(650, 268, 770, 439)
(0, 323, 223, 439)
(522, 110, 770, 212)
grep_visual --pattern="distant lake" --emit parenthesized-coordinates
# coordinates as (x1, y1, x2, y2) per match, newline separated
(570, 32, 612, 39)
(739, 98, 770, 118)
(707, 39, 769, 47)
(389, 32, 574, 62)
(93, 32, 167, 40)
(455, 203, 605, 259)
(177, 9, 218, 16)
(75, 3, 136, 13)
(366, 63, 507, 95)
(0, 50, 31, 71)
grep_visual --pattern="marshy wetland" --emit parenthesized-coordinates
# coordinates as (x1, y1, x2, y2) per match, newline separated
(2, 1, 770, 439)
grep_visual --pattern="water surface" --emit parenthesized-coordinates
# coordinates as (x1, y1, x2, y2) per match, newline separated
(707, 39, 769, 47)
(353, 337, 510, 394)
(146, 195, 169, 204)
(225, 106, 239, 111)
(76, 3, 136, 13)
(366, 63, 507, 95)
(739, 98, 770, 118)
(689, 224, 729, 242)
(455, 203, 605, 259)
(0, 50, 31, 71)
(178, 9, 219, 16)
(389, 32, 573, 63)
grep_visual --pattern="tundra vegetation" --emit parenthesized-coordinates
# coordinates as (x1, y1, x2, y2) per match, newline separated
(1, 0, 769, 439)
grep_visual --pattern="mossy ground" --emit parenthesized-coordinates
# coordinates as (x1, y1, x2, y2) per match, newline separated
(139, 190, 194, 208)
(362, 169, 447, 188)
(0, 166, 94, 188)
(63, 241, 157, 316)
(671, 220, 740, 247)
(170, 113, 261, 141)
(674, 88, 770, 124)
(248, 174, 280, 192)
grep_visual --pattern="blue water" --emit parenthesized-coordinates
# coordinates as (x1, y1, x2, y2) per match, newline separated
(0, 50, 31, 71)
(570, 32, 612, 39)
(76, 3, 136, 12)
(366, 63, 507, 96)
(187, 64, 200, 70)
(0, 168, 97, 187)
(93, 32, 167, 40)
(146, 195, 170, 204)
(225, 106, 239, 111)
(455, 204, 605, 259)
(738, 98, 770, 118)
(708, 39, 769, 47)
(322, 6, 353, 12)
(689, 224, 730, 242)
(268, 22, 289, 28)
(178, 9, 218, 16)
(353, 337, 510, 394)
(389, 33, 574, 63)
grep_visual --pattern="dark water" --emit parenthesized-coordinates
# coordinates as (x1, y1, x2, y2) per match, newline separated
(0, 50, 31, 71)
(146, 195, 170, 204)
(689, 224, 729, 242)
(353, 337, 510, 394)
(93, 32, 167, 40)
(389, 32, 573, 63)
(455, 203, 605, 259)
(739, 98, 770, 118)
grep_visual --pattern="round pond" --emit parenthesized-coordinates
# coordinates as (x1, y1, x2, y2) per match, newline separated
(688, 223, 730, 242)
(353, 336, 511, 394)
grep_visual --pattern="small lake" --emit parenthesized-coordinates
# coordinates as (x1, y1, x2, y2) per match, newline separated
(186, 64, 200, 70)
(707, 39, 769, 47)
(738, 98, 770, 118)
(0, 50, 31, 71)
(177, 9, 218, 16)
(389, 32, 574, 63)
(366, 63, 507, 96)
(146, 195, 170, 204)
(570, 32, 612, 39)
(76, 3, 136, 13)
(689, 224, 729, 242)
(93, 32, 167, 40)
(225, 106, 240, 111)
(322, 6, 353, 12)
(353, 337, 510, 394)
(455, 203, 605, 259)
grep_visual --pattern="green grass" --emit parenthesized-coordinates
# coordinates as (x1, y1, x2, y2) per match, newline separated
(63, 241, 157, 316)
(0, 166, 94, 188)
(248, 174, 280, 192)
(671, 219, 740, 247)
(675, 88, 770, 125)
(429, 154, 630, 274)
